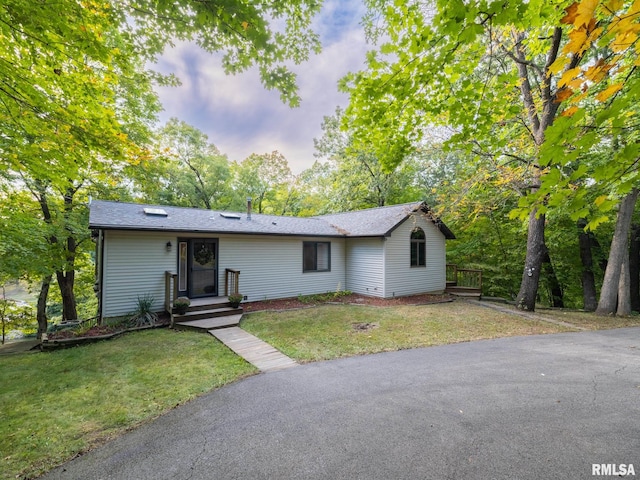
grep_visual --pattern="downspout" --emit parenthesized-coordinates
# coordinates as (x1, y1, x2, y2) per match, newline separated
(343, 236, 348, 292)
(94, 229, 105, 322)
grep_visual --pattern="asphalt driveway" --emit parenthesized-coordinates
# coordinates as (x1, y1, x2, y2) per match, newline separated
(43, 328, 640, 479)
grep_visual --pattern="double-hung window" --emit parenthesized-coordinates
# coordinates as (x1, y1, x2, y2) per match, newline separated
(410, 228, 426, 267)
(303, 241, 331, 272)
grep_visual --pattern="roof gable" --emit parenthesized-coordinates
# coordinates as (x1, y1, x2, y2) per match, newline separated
(315, 202, 456, 239)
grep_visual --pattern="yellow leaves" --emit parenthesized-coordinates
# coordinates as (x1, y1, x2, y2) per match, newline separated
(584, 60, 607, 82)
(604, 0, 624, 12)
(555, 88, 574, 103)
(561, 106, 580, 117)
(595, 82, 623, 101)
(561, 2, 579, 24)
(241, 21, 250, 30)
(549, 0, 639, 113)
(594, 195, 609, 207)
(575, 0, 599, 27)
(548, 56, 569, 76)
(558, 67, 583, 88)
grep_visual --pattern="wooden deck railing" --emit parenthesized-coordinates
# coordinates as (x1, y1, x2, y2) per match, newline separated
(224, 268, 240, 296)
(446, 264, 483, 290)
(165, 271, 178, 313)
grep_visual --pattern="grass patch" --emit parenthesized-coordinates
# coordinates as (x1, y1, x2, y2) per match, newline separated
(241, 302, 572, 363)
(0, 329, 256, 480)
(536, 309, 640, 329)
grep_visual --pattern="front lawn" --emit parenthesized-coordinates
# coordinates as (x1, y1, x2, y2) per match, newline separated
(241, 301, 573, 363)
(0, 329, 256, 480)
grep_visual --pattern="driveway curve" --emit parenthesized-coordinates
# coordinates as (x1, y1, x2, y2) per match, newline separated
(43, 328, 640, 480)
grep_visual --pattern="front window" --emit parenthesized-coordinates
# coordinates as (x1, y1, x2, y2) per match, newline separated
(410, 228, 426, 267)
(303, 241, 331, 272)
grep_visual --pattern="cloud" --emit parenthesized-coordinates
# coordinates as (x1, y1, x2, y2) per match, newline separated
(153, 0, 370, 173)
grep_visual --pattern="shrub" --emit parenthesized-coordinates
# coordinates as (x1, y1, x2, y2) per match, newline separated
(129, 294, 158, 327)
(173, 297, 191, 314)
(228, 293, 243, 307)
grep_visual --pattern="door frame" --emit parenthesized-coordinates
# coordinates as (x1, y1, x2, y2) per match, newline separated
(177, 237, 219, 298)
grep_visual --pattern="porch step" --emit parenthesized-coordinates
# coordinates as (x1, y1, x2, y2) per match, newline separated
(174, 314, 243, 331)
(173, 306, 243, 323)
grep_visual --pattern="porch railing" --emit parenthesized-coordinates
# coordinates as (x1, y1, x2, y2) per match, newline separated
(446, 264, 483, 290)
(165, 271, 178, 313)
(224, 269, 240, 296)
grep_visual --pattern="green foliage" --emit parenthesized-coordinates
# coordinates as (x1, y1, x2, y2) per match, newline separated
(128, 294, 158, 327)
(297, 290, 353, 304)
(138, 119, 233, 209)
(228, 293, 244, 305)
(0, 297, 36, 343)
(230, 151, 293, 214)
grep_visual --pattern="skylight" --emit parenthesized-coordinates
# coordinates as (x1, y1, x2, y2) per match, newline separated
(143, 207, 168, 217)
(220, 213, 241, 220)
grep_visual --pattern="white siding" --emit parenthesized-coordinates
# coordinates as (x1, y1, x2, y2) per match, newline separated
(101, 231, 346, 317)
(345, 238, 385, 297)
(102, 231, 177, 317)
(218, 235, 346, 302)
(383, 214, 446, 297)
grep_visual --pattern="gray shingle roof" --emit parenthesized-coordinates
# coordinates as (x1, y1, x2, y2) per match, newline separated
(89, 200, 455, 239)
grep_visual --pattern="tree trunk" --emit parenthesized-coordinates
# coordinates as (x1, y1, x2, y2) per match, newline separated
(617, 257, 631, 316)
(515, 208, 547, 311)
(56, 271, 78, 321)
(596, 188, 639, 315)
(37, 275, 52, 339)
(578, 219, 598, 311)
(629, 224, 640, 311)
(542, 251, 564, 307)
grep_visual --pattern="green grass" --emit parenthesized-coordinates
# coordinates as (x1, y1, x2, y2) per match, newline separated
(536, 308, 640, 329)
(0, 329, 256, 480)
(5, 301, 640, 479)
(241, 302, 572, 363)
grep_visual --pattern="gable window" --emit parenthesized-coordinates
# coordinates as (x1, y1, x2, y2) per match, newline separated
(303, 241, 331, 272)
(410, 227, 426, 267)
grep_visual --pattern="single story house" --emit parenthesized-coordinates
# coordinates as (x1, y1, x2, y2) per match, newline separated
(89, 199, 455, 320)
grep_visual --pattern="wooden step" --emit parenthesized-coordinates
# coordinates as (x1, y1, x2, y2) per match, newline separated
(174, 314, 243, 331)
(173, 306, 243, 323)
(446, 286, 482, 298)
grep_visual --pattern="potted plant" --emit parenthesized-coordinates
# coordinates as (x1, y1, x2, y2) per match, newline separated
(228, 293, 243, 308)
(173, 296, 190, 315)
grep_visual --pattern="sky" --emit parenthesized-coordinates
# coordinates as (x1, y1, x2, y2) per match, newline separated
(153, 0, 370, 173)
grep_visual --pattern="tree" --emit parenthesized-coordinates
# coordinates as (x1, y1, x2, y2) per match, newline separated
(342, 0, 629, 310)
(143, 119, 232, 209)
(1, 0, 323, 327)
(314, 107, 421, 211)
(231, 152, 293, 214)
(534, 1, 640, 315)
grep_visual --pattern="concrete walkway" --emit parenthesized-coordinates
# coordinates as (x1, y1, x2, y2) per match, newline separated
(210, 326, 298, 372)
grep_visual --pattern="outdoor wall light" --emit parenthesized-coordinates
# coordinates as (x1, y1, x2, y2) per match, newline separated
(166, 241, 172, 252)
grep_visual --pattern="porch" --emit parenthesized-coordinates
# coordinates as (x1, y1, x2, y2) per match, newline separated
(445, 264, 482, 298)
(165, 269, 243, 331)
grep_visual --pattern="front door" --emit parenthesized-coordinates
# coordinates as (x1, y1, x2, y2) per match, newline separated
(178, 238, 218, 298)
